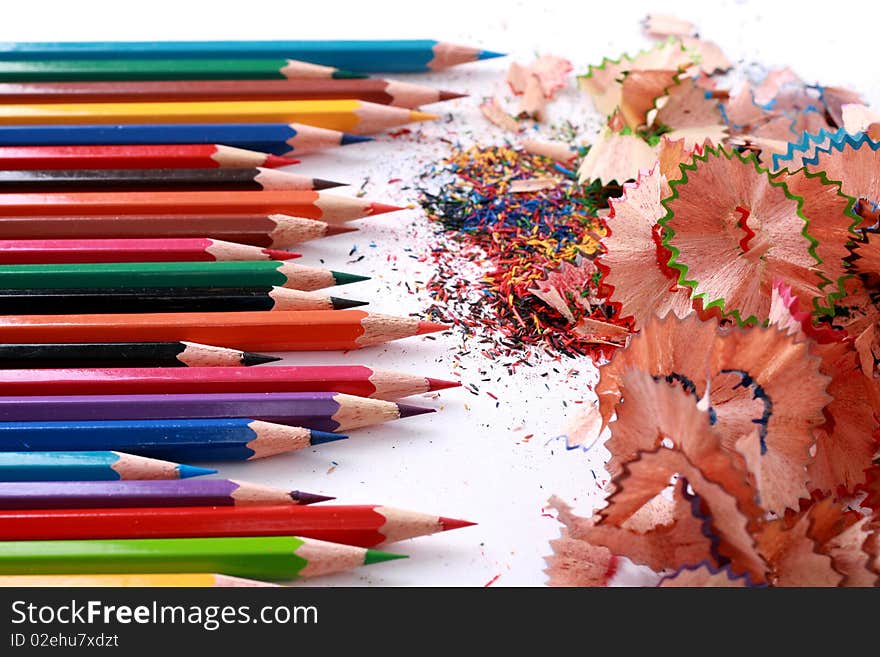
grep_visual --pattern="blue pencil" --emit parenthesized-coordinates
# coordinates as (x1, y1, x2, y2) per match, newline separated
(0, 418, 346, 462)
(0, 451, 214, 481)
(0, 40, 504, 72)
(0, 123, 371, 156)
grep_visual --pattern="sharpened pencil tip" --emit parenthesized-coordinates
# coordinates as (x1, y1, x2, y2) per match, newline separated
(177, 464, 217, 479)
(331, 271, 370, 286)
(341, 133, 373, 146)
(426, 377, 461, 392)
(417, 320, 451, 335)
(438, 90, 468, 102)
(478, 49, 507, 61)
(409, 110, 439, 123)
(330, 296, 369, 310)
(311, 178, 347, 190)
(367, 202, 405, 216)
(440, 516, 477, 531)
(397, 403, 436, 419)
(364, 549, 408, 565)
(264, 154, 301, 168)
(241, 351, 282, 366)
(324, 223, 359, 236)
(290, 491, 335, 505)
(265, 248, 301, 260)
(309, 430, 349, 446)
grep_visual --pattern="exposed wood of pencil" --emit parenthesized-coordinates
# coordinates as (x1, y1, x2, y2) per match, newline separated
(0, 190, 400, 222)
(0, 287, 365, 314)
(0, 168, 342, 192)
(0, 238, 299, 264)
(0, 99, 438, 134)
(0, 144, 298, 169)
(0, 505, 475, 545)
(0, 310, 450, 351)
(0, 573, 279, 587)
(0, 341, 280, 368)
(0, 79, 465, 109)
(0, 213, 357, 246)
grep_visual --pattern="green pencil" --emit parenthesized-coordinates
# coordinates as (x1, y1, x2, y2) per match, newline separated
(0, 536, 405, 580)
(0, 59, 366, 82)
(0, 261, 367, 292)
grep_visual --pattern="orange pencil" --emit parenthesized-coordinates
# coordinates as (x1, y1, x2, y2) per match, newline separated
(0, 311, 450, 351)
(0, 190, 401, 223)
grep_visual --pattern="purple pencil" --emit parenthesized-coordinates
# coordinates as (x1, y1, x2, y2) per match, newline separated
(0, 479, 333, 510)
(0, 392, 432, 432)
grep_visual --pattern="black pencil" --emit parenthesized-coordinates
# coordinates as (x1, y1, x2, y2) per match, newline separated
(0, 286, 366, 314)
(0, 168, 344, 192)
(0, 341, 280, 368)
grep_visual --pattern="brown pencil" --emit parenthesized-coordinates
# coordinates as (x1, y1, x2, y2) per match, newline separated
(0, 79, 465, 109)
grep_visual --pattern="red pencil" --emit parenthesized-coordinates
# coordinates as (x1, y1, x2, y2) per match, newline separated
(0, 238, 299, 264)
(0, 365, 458, 399)
(0, 144, 298, 170)
(0, 505, 475, 546)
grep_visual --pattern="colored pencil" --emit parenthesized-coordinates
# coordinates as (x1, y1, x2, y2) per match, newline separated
(0, 342, 281, 368)
(0, 505, 475, 545)
(0, 168, 342, 192)
(0, 394, 433, 431)
(0, 419, 346, 461)
(0, 310, 450, 351)
(0, 238, 300, 264)
(0, 144, 298, 169)
(0, 100, 437, 134)
(0, 214, 357, 246)
(0, 367, 454, 400)
(0, 287, 366, 314)
(0, 535, 405, 580)
(0, 190, 400, 221)
(0, 123, 371, 156)
(0, 479, 331, 508)
(0, 40, 505, 72)
(0, 58, 366, 82)
(0, 262, 367, 291)
(0, 79, 466, 109)
(0, 451, 215, 482)
(0, 573, 278, 587)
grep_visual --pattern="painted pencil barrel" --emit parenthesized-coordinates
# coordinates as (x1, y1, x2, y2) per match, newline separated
(0, 573, 278, 587)
(0, 451, 213, 482)
(0, 418, 340, 461)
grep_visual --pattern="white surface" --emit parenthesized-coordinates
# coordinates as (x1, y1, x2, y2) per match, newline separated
(2, 0, 878, 586)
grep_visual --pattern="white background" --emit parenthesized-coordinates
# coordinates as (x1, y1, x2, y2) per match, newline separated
(1, 0, 878, 586)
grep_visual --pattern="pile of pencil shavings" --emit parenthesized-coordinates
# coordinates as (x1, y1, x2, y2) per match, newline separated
(547, 17, 880, 586)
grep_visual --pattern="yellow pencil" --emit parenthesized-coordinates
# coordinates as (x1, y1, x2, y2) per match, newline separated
(0, 99, 437, 134)
(0, 573, 279, 587)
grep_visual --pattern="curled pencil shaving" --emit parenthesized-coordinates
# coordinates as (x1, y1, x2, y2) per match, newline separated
(680, 37, 732, 75)
(572, 317, 631, 346)
(509, 177, 560, 193)
(619, 69, 680, 129)
(841, 103, 880, 138)
(520, 138, 576, 162)
(479, 97, 522, 133)
(560, 402, 604, 450)
(577, 126, 658, 185)
(822, 87, 865, 128)
(660, 147, 825, 324)
(755, 510, 843, 586)
(642, 14, 697, 38)
(507, 55, 573, 119)
(805, 135, 880, 208)
(599, 165, 694, 328)
(527, 257, 599, 323)
(658, 563, 754, 587)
